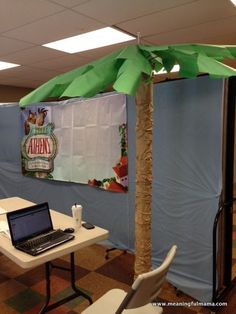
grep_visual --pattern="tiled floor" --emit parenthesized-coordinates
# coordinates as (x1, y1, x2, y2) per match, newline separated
(0, 244, 234, 314)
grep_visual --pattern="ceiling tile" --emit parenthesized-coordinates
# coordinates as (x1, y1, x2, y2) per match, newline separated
(206, 32, 236, 45)
(1, 46, 66, 65)
(117, 0, 236, 38)
(0, 0, 64, 33)
(30, 54, 90, 70)
(0, 65, 59, 81)
(0, 36, 34, 57)
(0, 76, 41, 88)
(3, 10, 105, 45)
(77, 40, 137, 61)
(48, 0, 91, 8)
(224, 58, 236, 69)
(73, 0, 196, 25)
(145, 16, 236, 45)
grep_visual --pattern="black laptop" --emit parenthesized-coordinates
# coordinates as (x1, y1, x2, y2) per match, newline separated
(7, 202, 74, 256)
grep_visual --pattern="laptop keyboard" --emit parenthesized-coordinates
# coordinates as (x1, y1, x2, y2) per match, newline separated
(20, 229, 69, 249)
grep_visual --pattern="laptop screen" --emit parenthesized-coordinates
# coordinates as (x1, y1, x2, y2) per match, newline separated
(7, 202, 53, 245)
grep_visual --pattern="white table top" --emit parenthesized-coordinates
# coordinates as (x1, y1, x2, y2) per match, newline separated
(0, 197, 109, 269)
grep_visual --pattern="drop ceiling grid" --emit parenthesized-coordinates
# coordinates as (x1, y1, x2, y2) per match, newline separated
(0, 0, 234, 88)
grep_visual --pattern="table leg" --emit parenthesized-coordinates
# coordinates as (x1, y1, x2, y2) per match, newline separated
(39, 253, 92, 313)
(70, 252, 93, 304)
(39, 262, 52, 314)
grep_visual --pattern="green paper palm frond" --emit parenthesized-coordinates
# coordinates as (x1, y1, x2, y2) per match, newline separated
(20, 43, 236, 107)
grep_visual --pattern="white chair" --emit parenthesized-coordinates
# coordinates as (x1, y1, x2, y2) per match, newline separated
(82, 245, 177, 314)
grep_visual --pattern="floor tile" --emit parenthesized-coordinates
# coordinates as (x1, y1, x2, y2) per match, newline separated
(51, 258, 90, 281)
(24, 303, 43, 314)
(31, 274, 70, 296)
(0, 271, 10, 284)
(0, 255, 27, 278)
(95, 250, 134, 285)
(62, 244, 122, 271)
(16, 265, 45, 286)
(232, 262, 236, 279)
(53, 286, 91, 310)
(77, 271, 129, 301)
(0, 279, 26, 302)
(5, 288, 44, 313)
(0, 302, 19, 314)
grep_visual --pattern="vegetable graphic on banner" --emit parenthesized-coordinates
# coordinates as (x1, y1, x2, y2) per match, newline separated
(21, 108, 58, 179)
(88, 122, 128, 192)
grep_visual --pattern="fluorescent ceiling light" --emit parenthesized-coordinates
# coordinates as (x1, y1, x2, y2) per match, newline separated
(153, 64, 180, 75)
(0, 61, 20, 70)
(230, 0, 236, 6)
(43, 27, 135, 53)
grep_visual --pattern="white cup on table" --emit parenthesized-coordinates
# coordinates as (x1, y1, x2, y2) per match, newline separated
(71, 204, 82, 232)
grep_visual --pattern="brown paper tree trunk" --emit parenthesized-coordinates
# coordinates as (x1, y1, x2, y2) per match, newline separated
(134, 79, 153, 276)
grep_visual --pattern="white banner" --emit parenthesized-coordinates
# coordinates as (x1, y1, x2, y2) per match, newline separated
(21, 93, 128, 192)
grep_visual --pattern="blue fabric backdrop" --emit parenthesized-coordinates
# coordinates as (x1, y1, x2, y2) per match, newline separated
(0, 76, 224, 302)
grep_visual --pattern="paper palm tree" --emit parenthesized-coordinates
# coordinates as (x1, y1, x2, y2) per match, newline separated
(20, 43, 236, 276)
